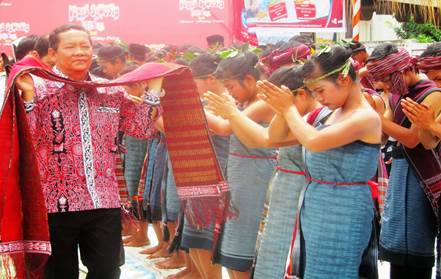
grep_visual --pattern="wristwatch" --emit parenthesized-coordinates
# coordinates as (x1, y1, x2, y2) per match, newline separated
(143, 89, 162, 106)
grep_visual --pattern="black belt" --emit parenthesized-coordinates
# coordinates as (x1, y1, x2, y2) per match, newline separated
(391, 146, 405, 159)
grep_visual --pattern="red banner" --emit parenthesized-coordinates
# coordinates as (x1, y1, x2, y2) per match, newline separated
(0, 0, 233, 56)
(233, 0, 345, 45)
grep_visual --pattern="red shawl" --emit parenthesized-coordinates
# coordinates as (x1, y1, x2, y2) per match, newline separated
(1, 56, 234, 277)
(0, 57, 51, 279)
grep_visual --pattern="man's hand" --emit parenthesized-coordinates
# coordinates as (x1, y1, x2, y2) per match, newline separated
(16, 73, 35, 101)
(401, 97, 436, 130)
(123, 82, 145, 98)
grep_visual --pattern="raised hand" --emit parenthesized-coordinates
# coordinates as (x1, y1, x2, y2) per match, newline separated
(15, 73, 35, 101)
(401, 97, 436, 130)
(256, 80, 295, 115)
(204, 91, 239, 119)
(123, 82, 145, 98)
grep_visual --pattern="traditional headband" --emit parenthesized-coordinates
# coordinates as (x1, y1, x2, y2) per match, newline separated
(304, 59, 351, 86)
(418, 55, 441, 72)
(366, 48, 415, 95)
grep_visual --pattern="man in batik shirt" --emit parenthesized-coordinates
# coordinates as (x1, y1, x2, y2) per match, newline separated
(15, 24, 161, 279)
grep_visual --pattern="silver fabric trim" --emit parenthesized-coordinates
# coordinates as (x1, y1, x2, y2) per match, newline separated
(78, 89, 100, 208)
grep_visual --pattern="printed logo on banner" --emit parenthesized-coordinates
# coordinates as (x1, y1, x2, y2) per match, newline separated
(0, 1, 13, 7)
(179, 0, 225, 23)
(0, 22, 30, 42)
(68, 3, 120, 35)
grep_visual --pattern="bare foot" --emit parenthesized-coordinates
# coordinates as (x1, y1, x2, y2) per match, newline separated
(139, 244, 163, 255)
(147, 246, 171, 259)
(124, 229, 150, 247)
(121, 219, 136, 237)
(155, 255, 185, 269)
(166, 268, 191, 279)
(124, 237, 150, 247)
(125, 238, 150, 247)
(123, 235, 135, 245)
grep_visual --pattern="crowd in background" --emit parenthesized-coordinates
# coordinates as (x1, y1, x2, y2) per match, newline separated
(1, 25, 441, 279)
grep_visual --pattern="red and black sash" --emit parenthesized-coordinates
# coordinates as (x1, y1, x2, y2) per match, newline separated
(0, 57, 52, 279)
(392, 79, 441, 215)
(1, 56, 235, 276)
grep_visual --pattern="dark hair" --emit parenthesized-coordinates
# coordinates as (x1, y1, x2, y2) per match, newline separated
(214, 52, 260, 81)
(15, 34, 39, 60)
(146, 49, 167, 62)
(421, 42, 441, 57)
(119, 64, 139, 76)
(174, 58, 189, 66)
(303, 45, 357, 82)
(268, 65, 304, 91)
(34, 35, 50, 58)
(348, 41, 366, 54)
(367, 43, 398, 61)
(179, 44, 204, 54)
(206, 34, 224, 46)
(274, 41, 286, 49)
(128, 43, 150, 62)
(190, 53, 220, 78)
(275, 41, 295, 53)
(260, 46, 275, 58)
(49, 24, 91, 50)
(90, 66, 110, 79)
(97, 46, 126, 63)
(289, 35, 314, 48)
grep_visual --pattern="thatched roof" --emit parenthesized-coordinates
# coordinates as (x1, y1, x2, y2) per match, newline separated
(358, 0, 441, 26)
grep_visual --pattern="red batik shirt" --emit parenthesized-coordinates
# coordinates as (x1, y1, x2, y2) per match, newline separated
(26, 70, 161, 213)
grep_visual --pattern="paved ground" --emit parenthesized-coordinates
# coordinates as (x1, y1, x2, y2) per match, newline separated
(79, 226, 435, 279)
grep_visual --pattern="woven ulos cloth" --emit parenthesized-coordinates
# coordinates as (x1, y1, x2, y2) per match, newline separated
(1, 57, 235, 278)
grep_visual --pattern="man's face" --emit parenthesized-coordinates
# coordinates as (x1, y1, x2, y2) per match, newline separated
(426, 69, 441, 88)
(54, 29, 92, 76)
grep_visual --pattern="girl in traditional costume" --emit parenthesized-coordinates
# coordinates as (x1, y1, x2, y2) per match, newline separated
(205, 64, 320, 279)
(259, 45, 382, 279)
(204, 51, 277, 279)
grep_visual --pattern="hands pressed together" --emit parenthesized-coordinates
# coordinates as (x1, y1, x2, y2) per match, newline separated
(256, 80, 296, 115)
(401, 98, 437, 130)
(204, 91, 240, 119)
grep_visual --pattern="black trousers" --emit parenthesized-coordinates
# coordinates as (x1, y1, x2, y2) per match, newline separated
(45, 208, 123, 279)
(390, 264, 432, 279)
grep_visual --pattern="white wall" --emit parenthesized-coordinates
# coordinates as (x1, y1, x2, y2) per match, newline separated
(360, 13, 401, 42)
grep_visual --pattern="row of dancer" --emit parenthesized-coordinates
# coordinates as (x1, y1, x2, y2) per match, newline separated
(5, 24, 441, 278)
(122, 40, 441, 279)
